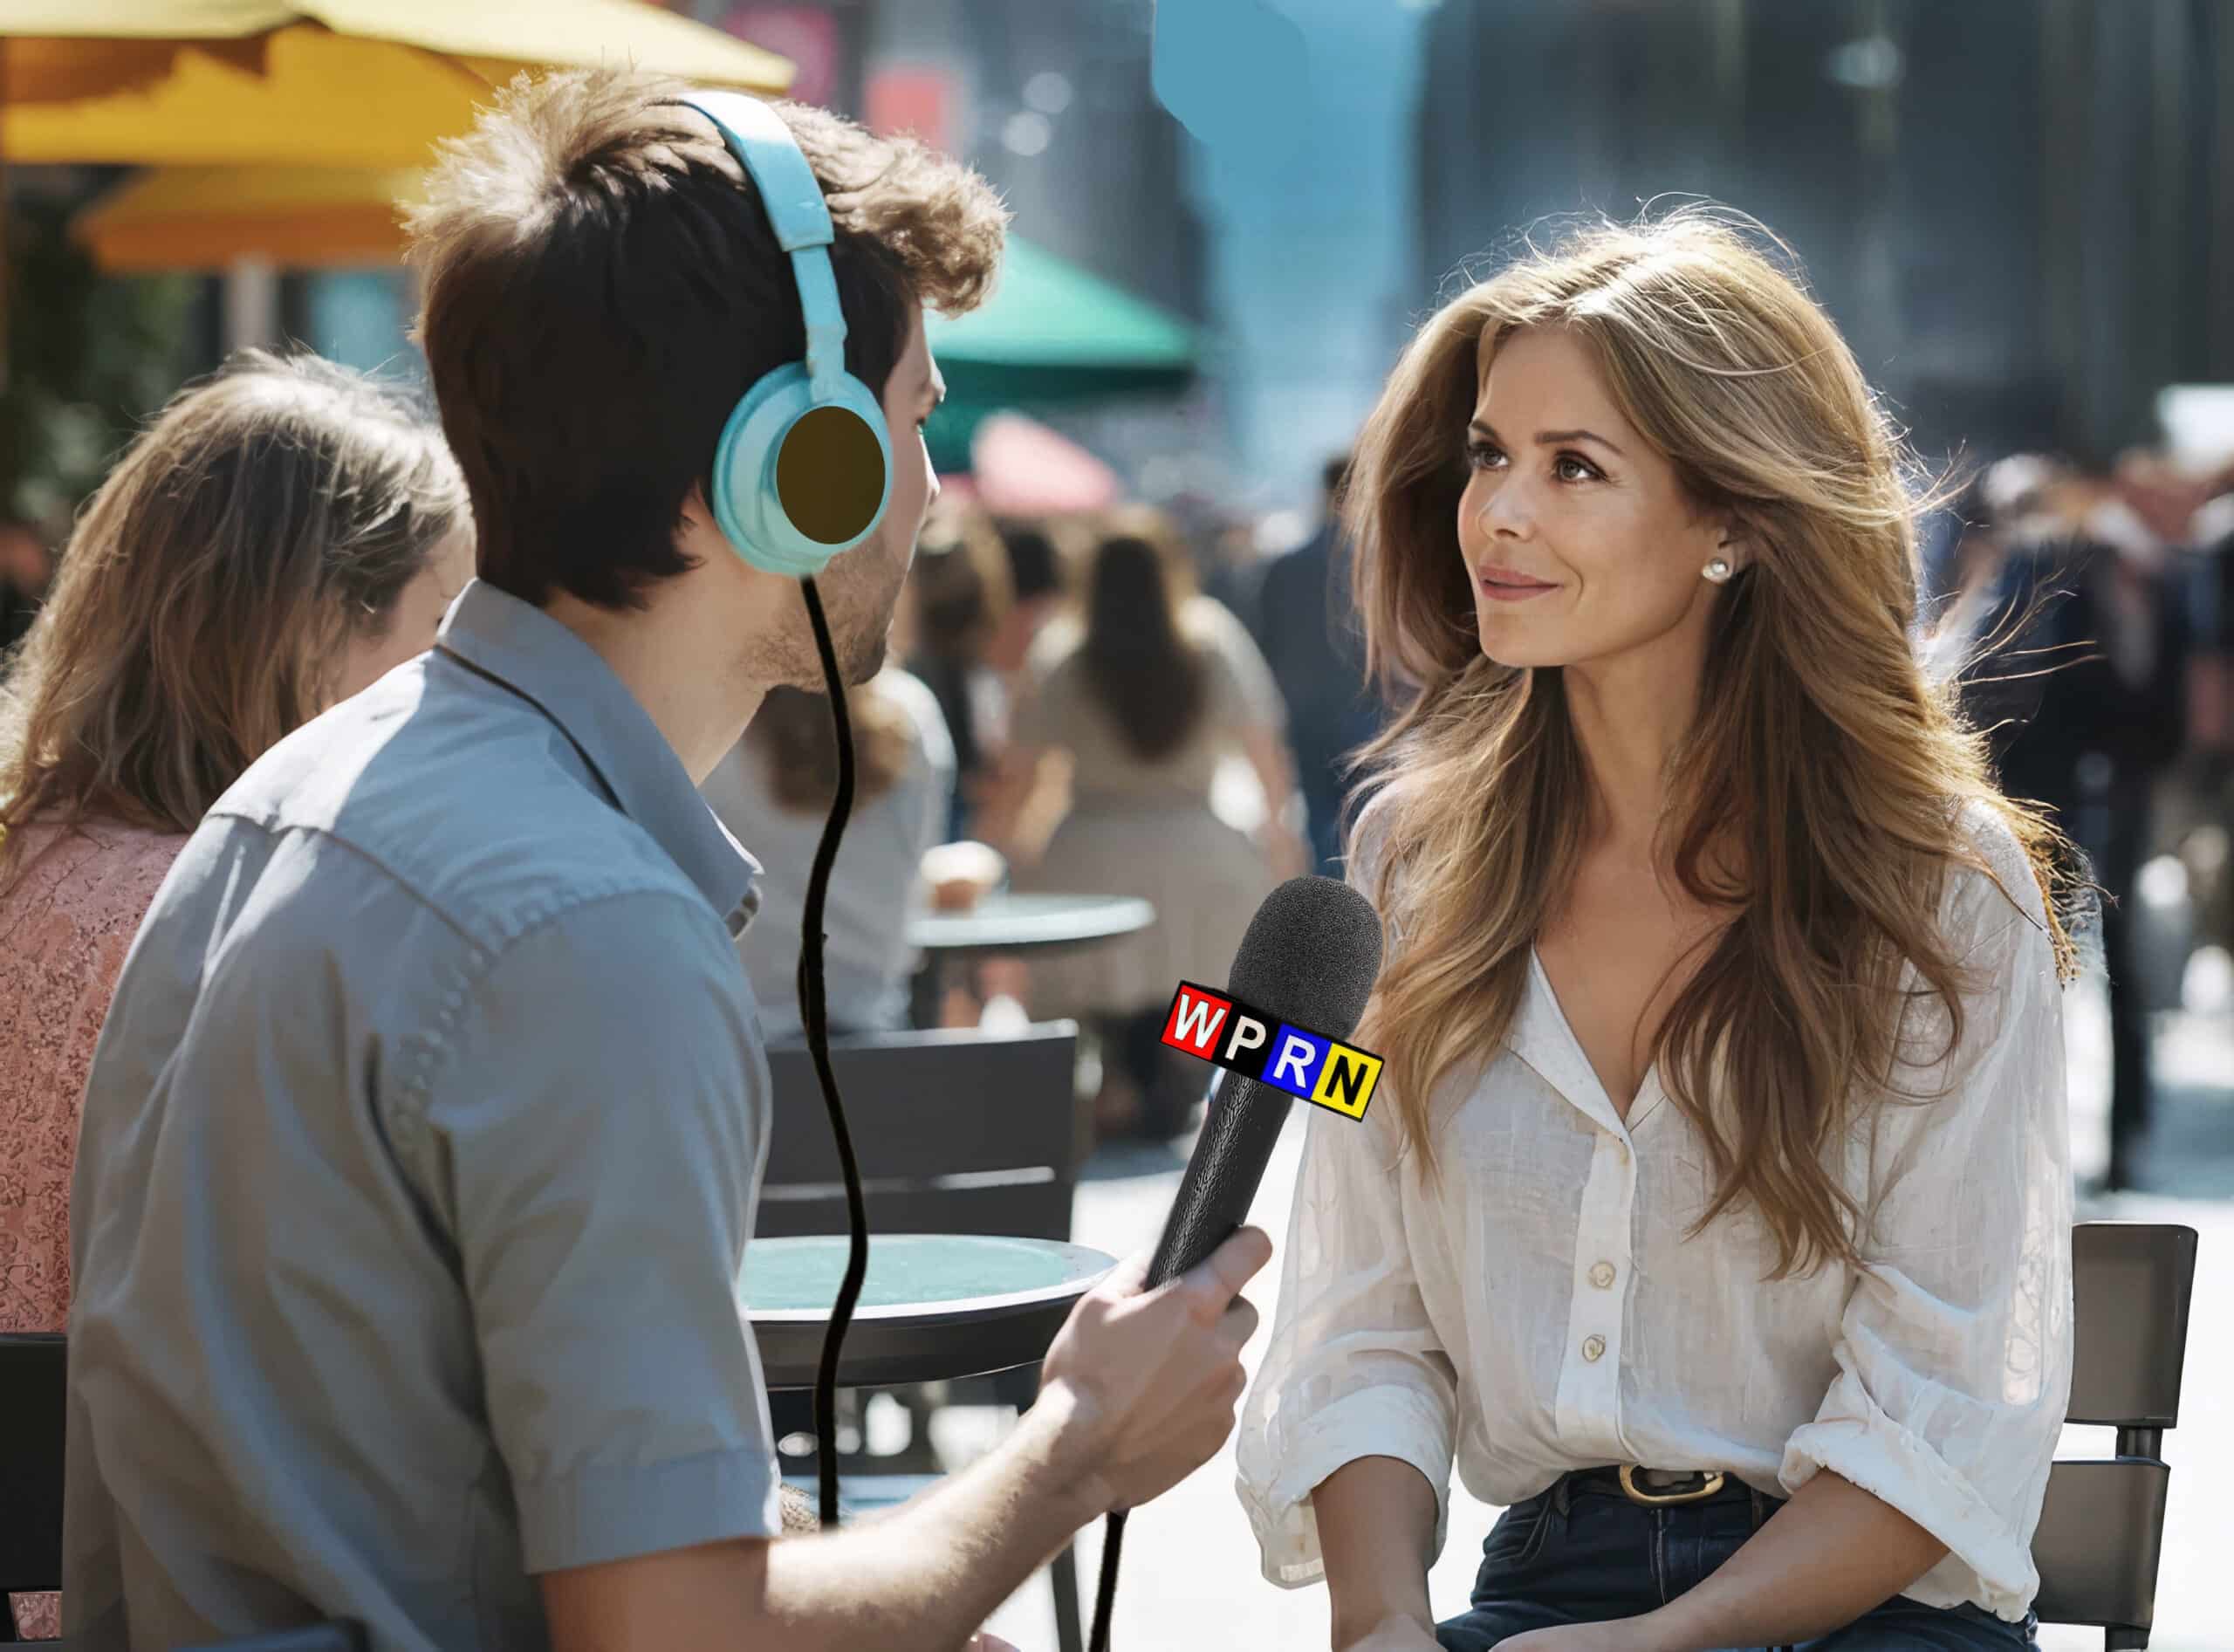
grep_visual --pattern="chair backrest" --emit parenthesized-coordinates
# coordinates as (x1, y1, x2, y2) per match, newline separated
(759, 1023, 1080, 1241)
(2031, 1221, 2198, 1644)
(0, 1333, 65, 1596)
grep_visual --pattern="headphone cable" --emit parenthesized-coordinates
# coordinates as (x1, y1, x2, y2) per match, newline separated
(796, 573, 868, 1532)
(1088, 1508, 1126, 1651)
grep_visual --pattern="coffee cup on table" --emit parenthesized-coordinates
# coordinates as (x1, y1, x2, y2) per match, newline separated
(919, 840, 1006, 911)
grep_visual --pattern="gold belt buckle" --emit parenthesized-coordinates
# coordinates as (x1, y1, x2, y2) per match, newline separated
(1618, 1465, 1726, 1506)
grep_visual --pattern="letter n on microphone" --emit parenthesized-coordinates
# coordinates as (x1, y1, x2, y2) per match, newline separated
(1158, 982, 1384, 1121)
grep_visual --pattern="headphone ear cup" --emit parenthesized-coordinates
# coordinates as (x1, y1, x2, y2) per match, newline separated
(773, 390, 888, 550)
(709, 366, 894, 578)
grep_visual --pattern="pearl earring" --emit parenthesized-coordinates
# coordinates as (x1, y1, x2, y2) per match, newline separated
(1703, 556, 1733, 585)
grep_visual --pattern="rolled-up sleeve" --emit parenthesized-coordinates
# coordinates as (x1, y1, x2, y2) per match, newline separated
(1235, 1086, 1460, 1587)
(1779, 862, 2074, 1621)
(426, 892, 784, 1573)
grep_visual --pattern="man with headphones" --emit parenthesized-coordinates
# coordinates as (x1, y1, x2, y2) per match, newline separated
(63, 70, 1269, 1650)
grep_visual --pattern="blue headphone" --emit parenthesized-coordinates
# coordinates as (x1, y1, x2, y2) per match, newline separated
(682, 92, 894, 578)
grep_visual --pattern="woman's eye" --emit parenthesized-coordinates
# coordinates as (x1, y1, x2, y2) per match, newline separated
(1553, 453, 1600, 483)
(1465, 441, 1504, 471)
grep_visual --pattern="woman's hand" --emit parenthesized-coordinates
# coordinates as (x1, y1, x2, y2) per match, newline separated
(1337, 1614, 1443, 1651)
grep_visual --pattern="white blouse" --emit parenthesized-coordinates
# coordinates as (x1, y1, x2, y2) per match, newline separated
(1234, 805, 2074, 1624)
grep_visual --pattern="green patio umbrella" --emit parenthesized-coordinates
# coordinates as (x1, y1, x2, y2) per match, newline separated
(923, 235, 1198, 471)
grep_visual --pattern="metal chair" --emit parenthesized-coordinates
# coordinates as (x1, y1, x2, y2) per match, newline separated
(0, 1333, 65, 1643)
(758, 1021, 1087, 1652)
(4, 1333, 367, 1650)
(757, 1021, 1086, 1240)
(2032, 1221, 2198, 1649)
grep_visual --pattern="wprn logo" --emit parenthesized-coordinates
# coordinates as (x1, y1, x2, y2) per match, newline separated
(1158, 982, 1383, 1121)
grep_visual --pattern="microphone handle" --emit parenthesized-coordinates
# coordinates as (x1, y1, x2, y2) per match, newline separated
(1145, 1069, 1293, 1289)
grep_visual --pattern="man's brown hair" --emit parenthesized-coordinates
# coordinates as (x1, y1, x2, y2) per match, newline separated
(404, 69, 1007, 611)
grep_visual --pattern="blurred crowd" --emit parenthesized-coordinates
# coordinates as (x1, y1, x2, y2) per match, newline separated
(716, 473, 1368, 1148)
(1931, 443, 2234, 1190)
(9, 346, 2234, 1181)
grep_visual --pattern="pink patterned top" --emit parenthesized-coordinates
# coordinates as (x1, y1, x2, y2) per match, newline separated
(2, 820, 182, 1639)
(0, 819, 184, 1333)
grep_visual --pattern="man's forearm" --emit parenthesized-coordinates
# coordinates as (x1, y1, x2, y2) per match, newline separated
(1634, 1470, 1950, 1652)
(1311, 1457, 1439, 1648)
(760, 1385, 1106, 1651)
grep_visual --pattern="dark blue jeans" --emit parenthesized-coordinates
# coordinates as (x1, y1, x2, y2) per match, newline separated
(1436, 1475, 2039, 1651)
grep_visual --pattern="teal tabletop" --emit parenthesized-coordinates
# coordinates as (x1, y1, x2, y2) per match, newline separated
(741, 1234, 1118, 1390)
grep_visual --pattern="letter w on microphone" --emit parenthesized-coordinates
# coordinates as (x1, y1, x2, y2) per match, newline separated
(1159, 982, 1384, 1121)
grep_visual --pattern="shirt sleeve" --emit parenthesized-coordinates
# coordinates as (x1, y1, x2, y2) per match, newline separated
(1778, 838, 2074, 1622)
(423, 891, 785, 1573)
(1233, 812, 1456, 1587)
(1234, 1098, 1460, 1587)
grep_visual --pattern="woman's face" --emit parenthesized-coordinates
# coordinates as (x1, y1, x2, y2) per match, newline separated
(1458, 326, 1731, 671)
(330, 528, 475, 707)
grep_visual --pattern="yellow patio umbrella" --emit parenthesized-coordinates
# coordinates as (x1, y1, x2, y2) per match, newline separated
(73, 164, 424, 271)
(3, 1, 793, 168)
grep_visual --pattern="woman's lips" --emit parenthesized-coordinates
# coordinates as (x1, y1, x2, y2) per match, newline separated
(1477, 564, 1558, 602)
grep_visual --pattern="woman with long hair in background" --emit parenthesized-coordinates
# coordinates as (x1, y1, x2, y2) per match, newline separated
(1235, 210, 2077, 1650)
(699, 667, 956, 1040)
(0, 351, 469, 1318)
(0, 350, 468, 1639)
(985, 508, 1305, 1141)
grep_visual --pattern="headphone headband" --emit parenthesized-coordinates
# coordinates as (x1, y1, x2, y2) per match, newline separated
(675, 89, 894, 576)
(685, 91, 850, 405)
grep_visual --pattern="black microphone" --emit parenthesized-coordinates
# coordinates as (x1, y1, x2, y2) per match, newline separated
(1144, 874, 1384, 1288)
(1087, 874, 1385, 1652)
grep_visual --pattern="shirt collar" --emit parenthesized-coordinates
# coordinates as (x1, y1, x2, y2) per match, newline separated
(435, 579, 762, 936)
(1508, 949, 1662, 1140)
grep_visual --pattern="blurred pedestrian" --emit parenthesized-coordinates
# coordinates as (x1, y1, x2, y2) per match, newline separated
(700, 669, 956, 1039)
(986, 508, 1305, 1141)
(0, 349, 469, 1638)
(905, 501, 1014, 840)
(1968, 465, 2189, 1190)
(984, 516, 1071, 676)
(1250, 451, 1390, 875)
(0, 523, 54, 654)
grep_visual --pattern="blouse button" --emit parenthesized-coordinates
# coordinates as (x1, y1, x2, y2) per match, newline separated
(1581, 1334, 1606, 1363)
(1589, 1261, 1616, 1290)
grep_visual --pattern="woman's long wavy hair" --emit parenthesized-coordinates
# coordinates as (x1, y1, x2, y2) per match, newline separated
(0, 350, 467, 892)
(1080, 511, 1207, 764)
(1347, 209, 2077, 1278)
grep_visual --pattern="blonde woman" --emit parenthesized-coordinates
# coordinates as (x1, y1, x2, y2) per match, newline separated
(0, 351, 469, 1341)
(1235, 211, 2073, 1652)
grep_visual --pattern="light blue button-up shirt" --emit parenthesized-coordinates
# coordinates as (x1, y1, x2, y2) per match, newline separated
(64, 580, 785, 1650)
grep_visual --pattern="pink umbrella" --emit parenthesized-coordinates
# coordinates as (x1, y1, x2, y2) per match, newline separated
(964, 412, 1120, 516)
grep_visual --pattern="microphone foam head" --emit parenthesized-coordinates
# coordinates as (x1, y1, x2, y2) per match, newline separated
(1225, 875, 1384, 1040)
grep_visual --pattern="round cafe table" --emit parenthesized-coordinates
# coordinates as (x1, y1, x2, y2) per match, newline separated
(903, 891, 1155, 1027)
(741, 1233, 1118, 1392)
(907, 891, 1154, 958)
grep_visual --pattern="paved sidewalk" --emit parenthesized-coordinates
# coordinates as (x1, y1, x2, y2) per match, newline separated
(960, 974, 2232, 1649)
